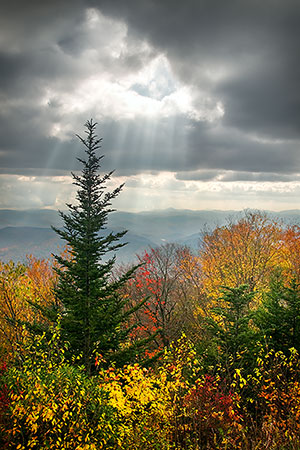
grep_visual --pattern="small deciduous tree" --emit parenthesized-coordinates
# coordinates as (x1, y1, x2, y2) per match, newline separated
(0, 261, 27, 359)
(200, 212, 283, 301)
(0, 257, 55, 361)
(122, 243, 198, 351)
(281, 225, 300, 282)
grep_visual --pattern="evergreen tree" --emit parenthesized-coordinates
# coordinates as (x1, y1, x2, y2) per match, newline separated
(256, 271, 300, 353)
(206, 285, 257, 371)
(285, 278, 300, 349)
(52, 119, 146, 374)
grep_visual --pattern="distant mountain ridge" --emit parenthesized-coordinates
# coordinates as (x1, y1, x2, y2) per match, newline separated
(0, 226, 63, 263)
(0, 226, 156, 265)
(1, 208, 300, 264)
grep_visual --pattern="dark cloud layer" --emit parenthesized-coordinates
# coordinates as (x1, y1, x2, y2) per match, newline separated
(97, 0, 300, 137)
(0, 0, 300, 184)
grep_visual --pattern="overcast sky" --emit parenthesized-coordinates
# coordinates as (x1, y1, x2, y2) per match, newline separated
(1, 0, 300, 212)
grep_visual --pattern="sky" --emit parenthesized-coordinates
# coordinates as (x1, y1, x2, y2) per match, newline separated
(1, 0, 300, 212)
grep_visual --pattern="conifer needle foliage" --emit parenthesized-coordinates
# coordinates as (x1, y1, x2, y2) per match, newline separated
(52, 120, 144, 374)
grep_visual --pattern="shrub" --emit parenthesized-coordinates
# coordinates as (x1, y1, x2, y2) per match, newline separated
(0, 328, 119, 449)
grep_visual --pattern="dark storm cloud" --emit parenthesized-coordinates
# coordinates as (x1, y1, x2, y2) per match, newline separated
(186, 123, 300, 174)
(0, 0, 300, 181)
(96, 0, 300, 138)
(218, 59, 300, 139)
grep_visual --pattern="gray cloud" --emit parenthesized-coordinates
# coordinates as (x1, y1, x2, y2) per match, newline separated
(176, 170, 300, 183)
(0, 0, 300, 208)
(0, 1, 86, 52)
(186, 124, 300, 174)
(96, 0, 300, 137)
(176, 170, 220, 181)
(219, 171, 300, 183)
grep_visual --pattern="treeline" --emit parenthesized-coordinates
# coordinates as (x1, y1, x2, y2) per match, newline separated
(1, 211, 300, 448)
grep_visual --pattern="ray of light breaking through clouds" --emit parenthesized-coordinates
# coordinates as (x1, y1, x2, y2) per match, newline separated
(0, 0, 300, 211)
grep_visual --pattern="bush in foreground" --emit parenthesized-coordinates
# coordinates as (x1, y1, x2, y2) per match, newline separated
(2, 329, 300, 449)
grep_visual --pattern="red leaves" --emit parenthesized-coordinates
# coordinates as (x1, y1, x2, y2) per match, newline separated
(184, 375, 236, 418)
(173, 374, 243, 448)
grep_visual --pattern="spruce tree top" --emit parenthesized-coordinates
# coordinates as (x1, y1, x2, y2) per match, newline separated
(53, 119, 126, 262)
(51, 120, 134, 374)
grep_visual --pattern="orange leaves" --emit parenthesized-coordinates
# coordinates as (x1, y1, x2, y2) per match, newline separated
(0, 261, 30, 359)
(281, 226, 300, 283)
(0, 257, 56, 361)
(198, 213, 300, 302)
(252, 349, 300, 447)
(199, 212, 284, 301)
(25, 255, 56, 307)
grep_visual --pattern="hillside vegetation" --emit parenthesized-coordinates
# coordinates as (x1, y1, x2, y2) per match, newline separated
(1, 211, 300, 448)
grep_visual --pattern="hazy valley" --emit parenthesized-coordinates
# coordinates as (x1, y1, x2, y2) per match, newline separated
(1, 208, 300, 264)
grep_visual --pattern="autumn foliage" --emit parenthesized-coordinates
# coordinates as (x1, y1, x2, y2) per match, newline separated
(199, 212, 284, 300)
(2, 211, 300, 449)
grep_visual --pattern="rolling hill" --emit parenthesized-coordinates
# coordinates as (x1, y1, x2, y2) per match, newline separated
(1, 208, 300, 264)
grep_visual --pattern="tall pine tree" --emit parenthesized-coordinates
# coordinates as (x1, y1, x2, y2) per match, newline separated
(52, 120, 146, 374)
